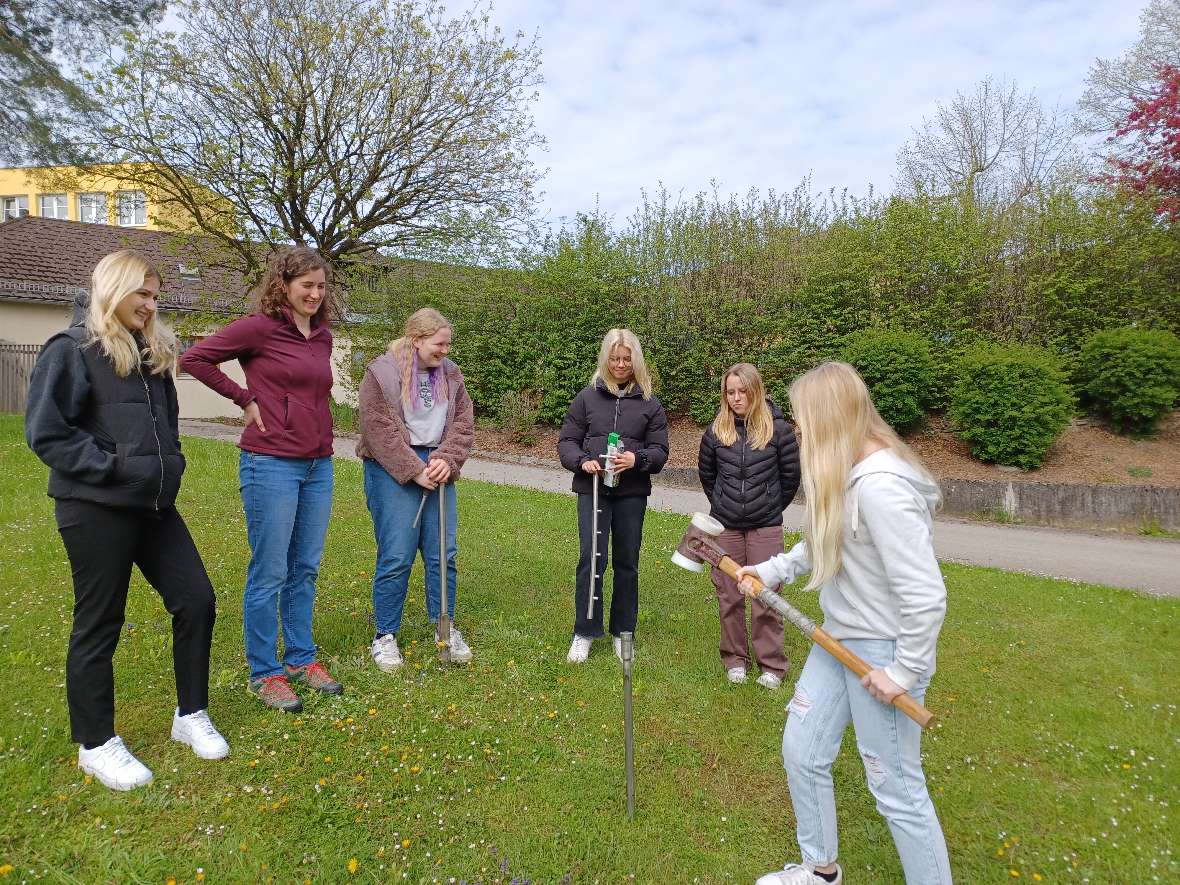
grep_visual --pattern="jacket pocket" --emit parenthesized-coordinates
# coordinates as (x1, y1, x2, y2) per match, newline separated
(113, 443, 156, 488)
(284, 394, 327, 449)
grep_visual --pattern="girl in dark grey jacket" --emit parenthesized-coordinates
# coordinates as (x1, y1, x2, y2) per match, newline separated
(25, 251, 227, 791)
(697, 363, 799, 688)
(558, 329, 668, 663)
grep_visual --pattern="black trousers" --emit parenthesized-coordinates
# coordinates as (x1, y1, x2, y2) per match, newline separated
(55, 499, 216, 745)
(574, 492, 646, 638)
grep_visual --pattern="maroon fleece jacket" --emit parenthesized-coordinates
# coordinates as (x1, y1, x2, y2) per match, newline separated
(179, 307, 334, 458)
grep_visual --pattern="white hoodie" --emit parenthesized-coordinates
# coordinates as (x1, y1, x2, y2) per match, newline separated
(753, 449, 946, 691)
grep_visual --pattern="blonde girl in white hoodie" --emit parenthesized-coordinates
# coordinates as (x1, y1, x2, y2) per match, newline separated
(740, 362, 953, 885)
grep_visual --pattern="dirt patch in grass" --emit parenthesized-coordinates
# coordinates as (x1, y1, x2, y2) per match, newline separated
(473, 411, 1180, 488)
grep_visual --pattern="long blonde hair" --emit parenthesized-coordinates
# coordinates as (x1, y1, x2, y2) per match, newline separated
(712, 363, 774, 449)
(388, 307, 452, 407)
(86, 250, 177, 377)
(791, 362, 936, 591)
(591, 328, 653, 398)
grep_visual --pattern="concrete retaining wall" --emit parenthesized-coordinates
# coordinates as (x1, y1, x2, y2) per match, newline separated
(654, 466, 1179, 533)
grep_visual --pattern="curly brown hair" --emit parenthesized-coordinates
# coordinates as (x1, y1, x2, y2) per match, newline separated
(252, 246, 337, 323)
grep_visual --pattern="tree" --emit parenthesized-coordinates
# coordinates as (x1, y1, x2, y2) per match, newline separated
(0, 0, 164, 162)
(64, 0, 544, 276)
(1078, 0, 1180, 135)
(895, 77, 1076, 212)
(1101, 64, 1180, 220)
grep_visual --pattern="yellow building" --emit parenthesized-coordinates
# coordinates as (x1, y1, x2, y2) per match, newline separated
(0, 165, 184, 230)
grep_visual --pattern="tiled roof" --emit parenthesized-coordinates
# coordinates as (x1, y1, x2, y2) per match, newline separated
(0, 216, 250, 312)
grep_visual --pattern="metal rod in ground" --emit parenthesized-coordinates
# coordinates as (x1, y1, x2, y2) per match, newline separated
(587, 471, 600, 620)
(621, 630, 634, 820)
(437, 481, 450, 664)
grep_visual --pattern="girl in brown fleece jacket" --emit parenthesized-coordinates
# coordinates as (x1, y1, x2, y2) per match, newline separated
(356, 308, 475, 670)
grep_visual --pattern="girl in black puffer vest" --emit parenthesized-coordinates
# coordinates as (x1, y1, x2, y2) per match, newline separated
(558, 329, 668, 663)
(697, 363, 800, 688)
(25, 251, 228, 791)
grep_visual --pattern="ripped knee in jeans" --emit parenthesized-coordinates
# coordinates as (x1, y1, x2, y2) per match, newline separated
(859, 745, 887, 788)
(787, 685, 811, 720)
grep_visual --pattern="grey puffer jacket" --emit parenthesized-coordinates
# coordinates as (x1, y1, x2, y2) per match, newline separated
(557, 380, 669, 497)
(25, 296, 185, 511)
(697, 399, 800, 530)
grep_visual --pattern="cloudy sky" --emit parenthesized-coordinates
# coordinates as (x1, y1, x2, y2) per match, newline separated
(485, 1, 1144, 227)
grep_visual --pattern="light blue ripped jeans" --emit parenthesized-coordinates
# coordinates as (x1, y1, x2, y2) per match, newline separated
(783, 639, 953, 884)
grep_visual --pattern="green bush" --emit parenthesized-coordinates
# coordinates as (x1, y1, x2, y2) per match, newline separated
(949, 345, 1074, 469)
(841, 329, 936, 432)
(1076, 326, 1180, 436)
(497, 388, 542, 445)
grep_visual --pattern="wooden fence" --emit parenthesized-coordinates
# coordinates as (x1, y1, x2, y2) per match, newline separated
(0, 343, 41, 413)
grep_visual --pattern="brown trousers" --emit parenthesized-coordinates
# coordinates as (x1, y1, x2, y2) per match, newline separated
(711, 525, 788, 678)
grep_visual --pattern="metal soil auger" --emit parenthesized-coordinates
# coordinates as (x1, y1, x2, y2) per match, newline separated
(671, 513, 936, 730)
(586, 433, 622, 620)
(437, 481, 451, 664)
(620, 630, 635, 820)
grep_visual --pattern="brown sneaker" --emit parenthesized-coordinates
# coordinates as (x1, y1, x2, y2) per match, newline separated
(285, 661, 343, 695)
(249, 674, 303, 713)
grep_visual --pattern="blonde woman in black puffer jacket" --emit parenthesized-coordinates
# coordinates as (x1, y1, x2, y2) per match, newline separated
(698, 363, 800, 689)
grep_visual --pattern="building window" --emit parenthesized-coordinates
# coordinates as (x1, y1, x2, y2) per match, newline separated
(1, 196, 29, 220)
(78, 192, 107, 224)
(115, 190, 147, 226)
(39, 194, 68, 219)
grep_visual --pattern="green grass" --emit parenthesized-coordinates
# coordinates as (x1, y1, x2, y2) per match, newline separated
(0, 413, 1177, 884)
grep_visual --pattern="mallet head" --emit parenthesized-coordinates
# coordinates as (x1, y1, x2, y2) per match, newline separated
(671, 512, 725, 572)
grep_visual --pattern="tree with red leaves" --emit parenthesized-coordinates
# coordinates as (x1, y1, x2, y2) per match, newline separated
(1104, 64, 1180, 220)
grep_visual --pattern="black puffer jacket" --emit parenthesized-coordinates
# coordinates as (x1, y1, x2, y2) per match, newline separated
(558, 380, 669, 497)
(697, 399, 800, 529)
(25, 304, 185, 511)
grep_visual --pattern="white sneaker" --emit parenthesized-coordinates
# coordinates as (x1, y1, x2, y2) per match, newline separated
(757, 671, 783, 690)
(79, 736, 153, 790)
(171, 709, 230, 760)
(726, 666, 748, 684)
(371, 633, 404, 671)
(755, 862, 843, 885)
(436, 625, 474, 663)
(567, 635, 593, 663)
(612, 635, 636, 662)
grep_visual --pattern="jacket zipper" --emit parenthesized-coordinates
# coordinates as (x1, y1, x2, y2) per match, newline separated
(140, 367, 165, 510)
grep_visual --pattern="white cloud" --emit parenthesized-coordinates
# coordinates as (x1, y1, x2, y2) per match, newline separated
(488, 0, 1143, 225)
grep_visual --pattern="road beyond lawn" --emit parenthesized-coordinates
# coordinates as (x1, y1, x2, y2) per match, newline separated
(182, 420, 1179, 597)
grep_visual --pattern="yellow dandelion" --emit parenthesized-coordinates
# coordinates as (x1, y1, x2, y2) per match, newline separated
(368, 708, 377, 716)
(1033, 875, 1043, 882)
(318, 778, 327, 786)
(347, 857, 359, 874)
(0, 866, 14, 878)
(324, 756, 332, 763)
(402, 838, 411, 849)
(1009, 871, 1020, 878)
(167, 879, 177, 885)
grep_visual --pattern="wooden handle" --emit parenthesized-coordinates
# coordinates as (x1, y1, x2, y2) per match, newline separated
(720, 557, 936, 730)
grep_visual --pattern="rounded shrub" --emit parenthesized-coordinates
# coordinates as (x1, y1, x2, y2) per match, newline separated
(840, 329, 936, 432)
(949, 344, 1074, 469)
(1076, 326, 1180, 436)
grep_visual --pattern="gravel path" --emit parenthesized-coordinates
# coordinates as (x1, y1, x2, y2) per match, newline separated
(181, 420, 1180, 597)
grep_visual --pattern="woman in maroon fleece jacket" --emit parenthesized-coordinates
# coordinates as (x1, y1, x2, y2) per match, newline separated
(180, 246, 343, 713)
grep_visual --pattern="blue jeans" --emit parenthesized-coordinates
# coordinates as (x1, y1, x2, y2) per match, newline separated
(363, 453, 457, 636)
(783, 640, 953, 884)
(239, 452, 333, 680)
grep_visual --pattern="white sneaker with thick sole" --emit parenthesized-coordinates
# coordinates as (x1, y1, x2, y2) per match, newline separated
(79, 736, 153, 790)
(726, 666, 748, 684)
(371, 633, 404, 671)
(436, 625, 474, 663)
(171, 709, 230, 760)
(612, 635, 636, 662)
(567, 635, 593, 663)
(755, 862, 843, 885)
(757, 671, 783, 690)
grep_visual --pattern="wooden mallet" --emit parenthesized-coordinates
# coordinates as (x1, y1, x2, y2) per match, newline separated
(672, 513, 935, 729)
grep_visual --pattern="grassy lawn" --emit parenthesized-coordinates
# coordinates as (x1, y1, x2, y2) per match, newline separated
(0, 413, 1176, 884)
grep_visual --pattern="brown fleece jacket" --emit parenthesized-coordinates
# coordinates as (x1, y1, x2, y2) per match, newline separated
(356, 355, 474, 483)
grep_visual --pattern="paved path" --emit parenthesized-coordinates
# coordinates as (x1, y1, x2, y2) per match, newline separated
(181, 420, 1179, 597)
